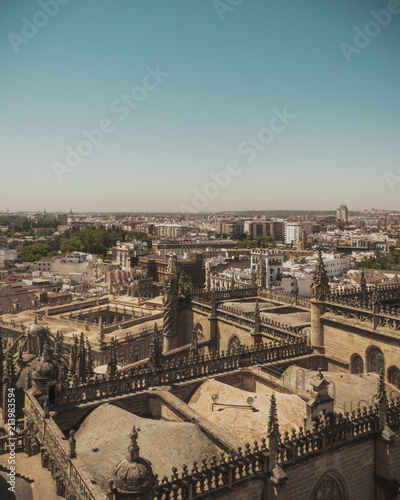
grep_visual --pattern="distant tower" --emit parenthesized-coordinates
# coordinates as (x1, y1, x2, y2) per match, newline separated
(336, 205, 349, 222)
(162, 253, 179, 353)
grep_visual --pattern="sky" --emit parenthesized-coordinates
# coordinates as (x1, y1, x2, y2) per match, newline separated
(1, 0, 400, 213)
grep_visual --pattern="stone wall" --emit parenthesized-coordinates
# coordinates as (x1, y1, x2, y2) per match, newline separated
(277, 437, 375, 500)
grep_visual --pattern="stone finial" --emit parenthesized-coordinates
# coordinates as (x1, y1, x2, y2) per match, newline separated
(148, 324, 160, 371)
(253, 300, 260, 334)
(107, 338, 118, 379)
(129, 425, 140, 461)
(44, 395, 50, 418)
(5, 350, 16, 386)
(268, 394, 280, 438)
(311, 250, 329, 301)
(69, 429, 76, 458)
(250, 267, 257, 289)
(377, 369, 387, 404)
(205, 262, 211, 292)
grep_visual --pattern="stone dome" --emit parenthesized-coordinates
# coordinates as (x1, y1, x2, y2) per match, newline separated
(113, 425, 155, 496)
(26, 321, 47, 337)
(31, 360, 58, 382)
(113, 457, 155, 495)
(31, 344, 58, 382)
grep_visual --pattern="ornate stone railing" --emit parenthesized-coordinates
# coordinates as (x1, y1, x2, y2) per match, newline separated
(259, 289, 311, 309)
(276, 399, 400, 466)
(152, 398, 400, 499)
(215, 307, 301, 341)
(25, 391, 107, 500)
(189, 287, 258, 301)
(55, 337, 311, 406)
(324, 302, 400, 332)
(153, 442, 267, 500)
(328, 283, 400, 309)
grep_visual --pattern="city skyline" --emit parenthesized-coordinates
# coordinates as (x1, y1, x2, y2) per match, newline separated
(1, 0, 400, 212)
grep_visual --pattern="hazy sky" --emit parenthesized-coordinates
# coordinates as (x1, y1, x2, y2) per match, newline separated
(1, 0, 400, 213)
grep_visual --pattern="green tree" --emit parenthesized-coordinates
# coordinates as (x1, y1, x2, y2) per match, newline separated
(176, 266, 194, 292)
(60, 236, 84, 253)
(22, 243, 53, 262)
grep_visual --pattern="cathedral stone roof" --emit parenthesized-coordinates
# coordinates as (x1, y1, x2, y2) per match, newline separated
(188, 379, 307, 444)
(74, 403, 221, 490)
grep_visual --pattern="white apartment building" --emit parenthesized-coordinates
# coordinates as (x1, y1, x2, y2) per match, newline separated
(114, 240, 148, 267)
(155, 224, 191, 238)
(250, 249, 284, 287)
(284, 223, 303, 245)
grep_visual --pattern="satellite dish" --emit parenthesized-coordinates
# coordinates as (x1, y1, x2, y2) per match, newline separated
(247, 397, 254, 405)
(211, 394, 219, 402)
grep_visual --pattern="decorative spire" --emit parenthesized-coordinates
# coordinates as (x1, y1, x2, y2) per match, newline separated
(129, 425, 140, 461)
(253, 300, 260, 334)
(0, 330, 4, 387)
(377, 369, 387, 404)
(167, 252, 177, 274)
(85, 339, 93, 376)
(311, 250, 329, 301)
(77, 332, 86, 382)
(250, 267, 256, 289)
(205, 262, 211, 293)
(360, 267, 367, 306)
(69, 429, 76, 459)
(163, 253, 179, 351)
(107, 338, 118, 379)
(178, 273, 185, 295)
(190, 328, 198, 360)
(360, 267, 366, 288)
(268, 394, 280, 438)
(148, 324, 160, 371)
(4, 349, 16, 387)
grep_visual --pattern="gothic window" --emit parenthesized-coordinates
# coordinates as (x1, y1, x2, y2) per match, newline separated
(194, 322, 204, 339)
(228, 335, 241, 354)
(388, 366, 400, 389)
(367, 347, 385, 374)
(311, 472, 347, 500)
(350, 354, 363, 374)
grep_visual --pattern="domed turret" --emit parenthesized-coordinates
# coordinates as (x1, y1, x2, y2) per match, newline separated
(31, 343, 58, 384)
(26, 318, 47, 337)
(111, 426, 155, 500)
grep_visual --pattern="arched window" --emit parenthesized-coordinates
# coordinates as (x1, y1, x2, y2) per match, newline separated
(387, 366, 400, 389)
(311, 471, 348, 500)
(228, 335, 241, 354)
(350, 354, 363, 374)
(194, 322, 204, 339)
(366, 347, 385, 373)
